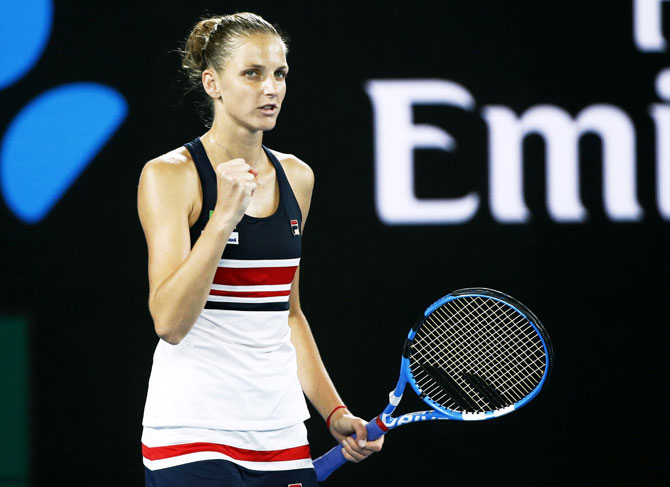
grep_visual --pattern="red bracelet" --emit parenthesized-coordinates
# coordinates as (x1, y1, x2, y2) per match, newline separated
(326, 405, 347, 429)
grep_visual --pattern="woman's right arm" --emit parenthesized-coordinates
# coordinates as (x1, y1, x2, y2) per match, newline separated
(137, 153, 255, 344)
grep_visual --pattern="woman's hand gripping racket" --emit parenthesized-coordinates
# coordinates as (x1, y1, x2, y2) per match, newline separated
(313, 288, 554, 481)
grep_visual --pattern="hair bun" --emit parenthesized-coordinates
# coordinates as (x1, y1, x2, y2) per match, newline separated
(181, 17, 222, 85)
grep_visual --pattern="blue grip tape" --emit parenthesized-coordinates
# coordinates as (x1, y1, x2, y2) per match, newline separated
(313, 418, 386, 482)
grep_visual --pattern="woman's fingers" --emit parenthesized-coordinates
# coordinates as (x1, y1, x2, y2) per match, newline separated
(339, 434, 385, 463)
(340, 437, 367, 463)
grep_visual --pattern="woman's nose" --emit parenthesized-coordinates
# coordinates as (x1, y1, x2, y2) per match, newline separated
(263, 76, 279, 97)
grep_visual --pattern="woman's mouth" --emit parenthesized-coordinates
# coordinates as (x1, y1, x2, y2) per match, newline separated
(258, 104, 278, 114)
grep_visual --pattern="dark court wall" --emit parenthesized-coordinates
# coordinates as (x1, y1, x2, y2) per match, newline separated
(0, 1, 666, 485)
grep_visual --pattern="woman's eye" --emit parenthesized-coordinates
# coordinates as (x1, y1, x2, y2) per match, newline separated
(275, 71, 287, 79)
(245, 70, 259, 78)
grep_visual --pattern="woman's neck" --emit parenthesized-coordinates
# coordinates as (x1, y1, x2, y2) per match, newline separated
(204, 119, 265, 169)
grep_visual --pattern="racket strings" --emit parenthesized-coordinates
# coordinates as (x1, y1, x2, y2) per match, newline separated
(409, 296, 547, 414)
(426, 301, 544, 409)
(414, 303, 524, 410)
(431, 300, 544, 391)
(429, 299, 545, 405)
(417, 302, 539, 401)
(442, 299, 546, 396)
(433, 300, 533, 381)
(414, 327, 540, 411)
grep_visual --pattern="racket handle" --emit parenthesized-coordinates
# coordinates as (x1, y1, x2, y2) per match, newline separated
(312, 417, 387, 482)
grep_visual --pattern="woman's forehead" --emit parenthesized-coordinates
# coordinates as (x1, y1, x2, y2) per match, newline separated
(229, 34, 287, 66)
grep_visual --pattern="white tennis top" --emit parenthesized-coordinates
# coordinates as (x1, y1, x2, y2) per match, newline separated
(142, 297, 310, 430)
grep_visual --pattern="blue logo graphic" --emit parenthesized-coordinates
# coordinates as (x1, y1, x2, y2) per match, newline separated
(0, 0, 128, 224)
(0, 0, 53, 90)
(1, 83, 127, 223)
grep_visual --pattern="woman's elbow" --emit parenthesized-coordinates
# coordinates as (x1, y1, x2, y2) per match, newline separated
(149, 303, 185, 345)
(154, 322, 184, 345)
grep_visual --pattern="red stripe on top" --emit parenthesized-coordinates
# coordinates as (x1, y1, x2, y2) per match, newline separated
(209, 289, 292, 298)
(213, 266, 298, 286)
(142, 442, 311, 463)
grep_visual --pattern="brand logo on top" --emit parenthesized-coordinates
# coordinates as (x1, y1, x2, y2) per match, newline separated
(290, 219, 300, 236)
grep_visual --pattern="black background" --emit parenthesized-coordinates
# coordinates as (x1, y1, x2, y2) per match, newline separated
(0, 1, 667, 485)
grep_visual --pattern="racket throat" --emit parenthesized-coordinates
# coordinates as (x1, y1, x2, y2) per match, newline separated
(389, 389, 402, 407)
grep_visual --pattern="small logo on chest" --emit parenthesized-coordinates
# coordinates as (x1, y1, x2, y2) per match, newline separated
(290, 219, 300, 236)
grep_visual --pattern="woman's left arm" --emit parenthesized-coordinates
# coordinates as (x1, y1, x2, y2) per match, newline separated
(289, 270, 384, 462)
(282, 153, 383, 463)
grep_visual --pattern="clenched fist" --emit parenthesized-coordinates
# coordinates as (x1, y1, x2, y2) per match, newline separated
(213, 158, 258, 225)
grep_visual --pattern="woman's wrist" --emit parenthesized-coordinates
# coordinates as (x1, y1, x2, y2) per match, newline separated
(326, 405, 348, 429)
(203, 211, 241, 243)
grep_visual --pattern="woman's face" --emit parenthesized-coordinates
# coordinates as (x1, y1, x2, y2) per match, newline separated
(215, 33, 288, 132)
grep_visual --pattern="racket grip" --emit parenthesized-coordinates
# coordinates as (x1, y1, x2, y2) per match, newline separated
(312, 417, 387, 482)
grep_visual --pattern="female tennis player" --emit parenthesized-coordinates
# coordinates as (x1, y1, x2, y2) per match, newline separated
(137, 12, 383, 486)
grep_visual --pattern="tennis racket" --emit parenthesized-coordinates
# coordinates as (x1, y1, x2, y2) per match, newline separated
(312, 287, 553, 481)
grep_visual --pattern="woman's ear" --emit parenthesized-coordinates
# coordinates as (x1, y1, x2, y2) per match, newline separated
(202, 68, 221, 99)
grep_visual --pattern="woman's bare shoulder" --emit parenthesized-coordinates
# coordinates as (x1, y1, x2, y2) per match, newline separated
(141, 146, 197, 182)
(138, 146, 200, 218)
(269, 149, 314, 190)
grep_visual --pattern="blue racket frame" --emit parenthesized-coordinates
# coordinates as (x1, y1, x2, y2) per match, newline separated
(312, 288, 553, 481)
